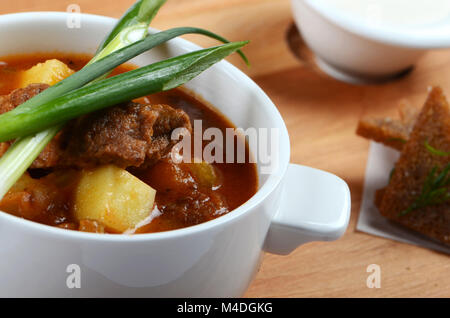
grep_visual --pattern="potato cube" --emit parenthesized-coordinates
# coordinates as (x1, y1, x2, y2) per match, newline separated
(74, 165, 156, 233)
(19, 59, 75, 87)
(185, 161, 219, 189)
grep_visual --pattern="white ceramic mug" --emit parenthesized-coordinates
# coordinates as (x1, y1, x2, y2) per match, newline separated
(291, 0, 450, 83)
(0, 12, 350, 297)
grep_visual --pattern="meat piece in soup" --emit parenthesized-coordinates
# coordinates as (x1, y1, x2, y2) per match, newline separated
(61, 102, 192, 169)
(0, 83, 64, 167)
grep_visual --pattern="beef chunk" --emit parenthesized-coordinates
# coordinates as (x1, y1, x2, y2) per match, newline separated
(0, 84, 192, 169)
(60, 102, 191, 169)
(0, 83, 49, 113)
(0, 83, 61, 167)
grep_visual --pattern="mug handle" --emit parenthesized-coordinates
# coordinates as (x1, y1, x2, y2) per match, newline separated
(264, 164, 351, 255)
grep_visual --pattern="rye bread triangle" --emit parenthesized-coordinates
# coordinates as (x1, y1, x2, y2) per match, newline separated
(356, 101, 420, 151)
(379, 87, 450, 246)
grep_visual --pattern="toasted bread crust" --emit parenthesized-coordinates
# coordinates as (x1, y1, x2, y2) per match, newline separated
(378, 87, 450, 246)
(374, 187, 386, 210)
(356, 101, 419, 150)
(357, 118, 409, 151)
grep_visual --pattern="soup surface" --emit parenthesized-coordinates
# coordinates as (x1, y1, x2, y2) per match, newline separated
(0, 53, 258, 233)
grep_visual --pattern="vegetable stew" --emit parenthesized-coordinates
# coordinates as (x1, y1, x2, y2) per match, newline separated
(0, 53, 258, 234)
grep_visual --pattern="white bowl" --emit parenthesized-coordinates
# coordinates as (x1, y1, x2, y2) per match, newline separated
(0, 12, 350, 297)
(291, 0, 450, 83)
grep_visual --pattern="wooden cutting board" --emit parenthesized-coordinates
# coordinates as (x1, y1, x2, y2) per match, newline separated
(1, 0, 449, 297)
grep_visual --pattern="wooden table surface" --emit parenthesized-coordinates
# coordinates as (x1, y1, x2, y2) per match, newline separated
(1, 0, 449, 298)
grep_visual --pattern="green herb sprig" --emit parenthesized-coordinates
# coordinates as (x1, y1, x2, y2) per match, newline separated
(425, 141, 450, 157)
(399, 163, 450, 216)
(387, 137, 407, 144)
(399, 141, 450, 216)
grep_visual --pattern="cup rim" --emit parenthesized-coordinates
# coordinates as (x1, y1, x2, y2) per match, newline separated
(0, 11, 291, 242)
(299, 0, 450, 49)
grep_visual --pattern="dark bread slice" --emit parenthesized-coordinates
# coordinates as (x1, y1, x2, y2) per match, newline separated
(378, 87, 450, 246)
(374, 187, 386, 210)
(357, 118, 410, 150)
(356, 101, 419, 151)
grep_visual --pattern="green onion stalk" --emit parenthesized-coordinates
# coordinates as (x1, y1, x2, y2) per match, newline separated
(0, 41, 248, 140)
